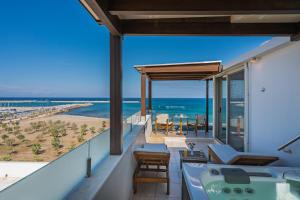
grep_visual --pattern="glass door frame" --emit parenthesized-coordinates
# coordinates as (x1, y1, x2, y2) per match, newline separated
(214, 75, 228, 144)
(213, 64, 249, 152)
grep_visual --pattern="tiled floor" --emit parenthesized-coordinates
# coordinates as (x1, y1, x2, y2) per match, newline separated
(148, 130, 213, 145)
(133, 138, 215, 200)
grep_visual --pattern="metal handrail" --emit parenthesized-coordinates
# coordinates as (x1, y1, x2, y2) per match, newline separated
(278, 135, 300, 151)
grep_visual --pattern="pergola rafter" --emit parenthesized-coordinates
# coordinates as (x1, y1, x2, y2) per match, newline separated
(81, 0, 300, 38)
(135, 61, 222, 134)
(108, 0, 300, 15)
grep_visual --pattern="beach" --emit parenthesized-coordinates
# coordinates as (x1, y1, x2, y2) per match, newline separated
(0, 114, 109, 162)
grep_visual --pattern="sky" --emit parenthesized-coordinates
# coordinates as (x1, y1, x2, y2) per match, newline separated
(0, 0, 272, 98)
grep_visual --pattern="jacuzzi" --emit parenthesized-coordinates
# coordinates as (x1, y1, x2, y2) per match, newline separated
(182, 163, 300, 200)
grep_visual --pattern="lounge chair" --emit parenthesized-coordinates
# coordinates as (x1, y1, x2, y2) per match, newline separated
(186, 115, 206, 136)
(208, 144, 279, 166)
(133, 143, 170, 194)
(155, 114, 174, 135)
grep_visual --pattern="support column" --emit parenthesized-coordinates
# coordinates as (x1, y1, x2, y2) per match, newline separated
(148, 79, 152, 112)
(141, 73, 146, 117)
(110, 34, 122, 155)
(205, 79, 209, 134)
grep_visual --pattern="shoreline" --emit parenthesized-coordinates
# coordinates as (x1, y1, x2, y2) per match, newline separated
(0, 103, 93, 123)
(0, 100, 140, 103)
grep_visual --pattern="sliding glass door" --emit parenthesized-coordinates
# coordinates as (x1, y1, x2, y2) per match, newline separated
(228, 70, 245, 152)
(215, 69, 246, 151)
(216, 76, 227, 143)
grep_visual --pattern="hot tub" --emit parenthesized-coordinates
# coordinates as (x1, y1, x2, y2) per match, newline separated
(182, 163, 300, 200)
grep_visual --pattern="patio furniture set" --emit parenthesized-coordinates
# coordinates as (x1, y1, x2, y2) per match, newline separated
(154, 114, 206, 135)
(132, 142, 278, 194)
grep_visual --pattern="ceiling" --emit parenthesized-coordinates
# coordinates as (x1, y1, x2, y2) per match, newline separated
(80, 0, 300, 40)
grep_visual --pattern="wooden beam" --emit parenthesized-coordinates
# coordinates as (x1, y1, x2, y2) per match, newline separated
(122, 19, 298, 36)
(149, 77, 207, 80)
(150, 77, 205, 80)
(205, 79, 209, 134)
(147, 72, 215, 76)
(141, 64, 220, 73)
(148, 79, 152, 111)
(109, 0, 300, 15)
(80, 0, 121, 35)
(110, 34, 123, 155)
(141, 73, 146, 116)
(148, 74, 211, 79)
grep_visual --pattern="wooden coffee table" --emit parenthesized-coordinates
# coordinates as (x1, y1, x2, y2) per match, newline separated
(179, 150, 207, 169)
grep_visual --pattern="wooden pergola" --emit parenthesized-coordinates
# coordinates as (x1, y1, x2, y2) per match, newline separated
(135, 61, 221, 133)
(80, 0, 300, 154)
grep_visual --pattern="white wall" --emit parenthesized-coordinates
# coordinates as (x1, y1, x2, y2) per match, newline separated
(94, 129, 146, 200)
(248, 41, 300, 167)
(0, 129, 119, 200)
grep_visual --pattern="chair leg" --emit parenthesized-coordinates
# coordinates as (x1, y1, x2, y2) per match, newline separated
(133, 180, 137, 194)
(186, 124, 189, 134)
(166, 165, 170, 195)
(166, 120, 169, 135)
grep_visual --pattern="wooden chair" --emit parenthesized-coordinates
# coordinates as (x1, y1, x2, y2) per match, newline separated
(186, 115, 206, 136)
(133, 144, 170, 194)
(155, 114, 174, 135)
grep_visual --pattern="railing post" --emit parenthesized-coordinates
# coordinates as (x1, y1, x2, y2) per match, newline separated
(148, 79, 152, 112)
(141, 73, 146, 117)
(205, 79, 209, 134)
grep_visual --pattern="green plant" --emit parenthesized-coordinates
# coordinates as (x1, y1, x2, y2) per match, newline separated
(33, 155, 44, 161)
(5, 138, 15, 147)
(16, 134, 25, 141)
(31, 143, 41, 155)
(50, 127, 60, 138)
(80, 124, 88, 135)
(77, 134, 84, 142)
(1, 134, 9, 141)
(6, 127, 13, 134)
(102, 121, 107, 129)
(1, 154, 11, 161)
(1, 123, 8, 129)
(68, 144, 76, 151)
(60, 128, 67, 136)
(30, 122, 37, 132)
(89, 127, 96, 134)
(51, 137, 60, 150)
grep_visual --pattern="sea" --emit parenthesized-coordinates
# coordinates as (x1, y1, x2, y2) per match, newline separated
(0, 98, 213, 123)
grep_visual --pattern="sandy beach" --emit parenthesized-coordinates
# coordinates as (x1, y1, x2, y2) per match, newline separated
(0, 114, 109, 162)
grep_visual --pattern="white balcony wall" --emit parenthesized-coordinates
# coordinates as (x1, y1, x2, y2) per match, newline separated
(0, 112, 144, 200)
(0, 136, 92, 200)
(248, 40, 300, 166)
